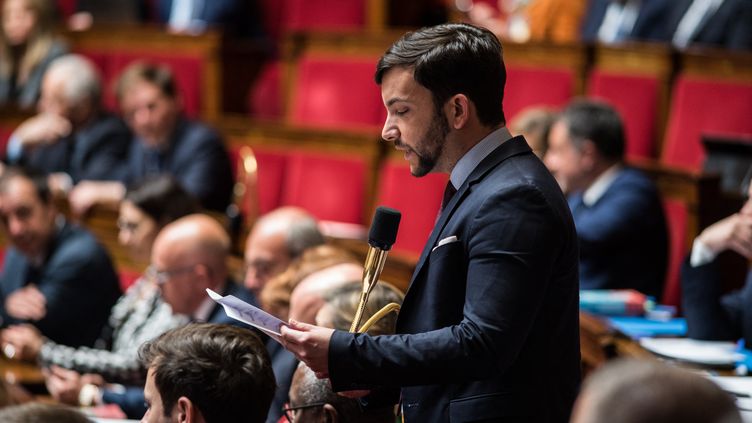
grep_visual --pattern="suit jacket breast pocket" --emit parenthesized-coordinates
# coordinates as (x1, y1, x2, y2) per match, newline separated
(424, 240, 467, 326)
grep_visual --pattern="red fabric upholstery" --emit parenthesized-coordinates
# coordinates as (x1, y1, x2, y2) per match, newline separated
(76, 49, 204, 118)
(0, 125, 14, 160)
(248, 61, 283, 119)
(661, 77, 752, 170)
(284, 0, 366, 31)
(376, 160, 447, 255)
(118, 269, 141, 293)
(290, 54, 384, 130)
(253, 149, 288, 215)
(504, 66, 574, 122)
(662, 198, 688, 308)
(281, 151, 367, 224)
(56, 0, 77, 17)
(587, 71, 660, 160)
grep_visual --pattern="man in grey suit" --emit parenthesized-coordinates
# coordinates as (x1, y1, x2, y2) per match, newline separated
(281, 23, 580, 422)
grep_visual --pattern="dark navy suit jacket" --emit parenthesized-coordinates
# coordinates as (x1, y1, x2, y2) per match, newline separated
(682, 257, 752, 348)
(581, 0, 675, 42)
(663, 0, 752, 50)
(102, 280, 257, 419)
(569, 167, 668, 300)
(15, 112, 131, 183)
(122, 118, 233, 212)
(329, 137, 581, 422)
(0, 221, 121, 347)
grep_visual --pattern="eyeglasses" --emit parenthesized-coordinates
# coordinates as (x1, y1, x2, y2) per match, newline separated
(117, 219, 140, 233)
(145, 264, 197, 286)
(282, 402, 327, 422)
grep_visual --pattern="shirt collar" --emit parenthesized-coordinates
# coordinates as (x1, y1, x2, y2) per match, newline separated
(583, 164, 623, 207)
(449, 126, 513, 190)
(192, 295, 216, 323)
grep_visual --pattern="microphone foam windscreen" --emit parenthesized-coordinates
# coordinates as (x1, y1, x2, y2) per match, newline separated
(369, 206, 401, 250)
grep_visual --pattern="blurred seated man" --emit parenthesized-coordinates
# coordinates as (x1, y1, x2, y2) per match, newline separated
(571, 358, 741, 423)
(6, 54, 131, 192)
(287, 363, 395, 423)
(683, 182, 752, 348)
(0, 402, 92, 423)
(544, 99, 668, 299)
(1, 176, 197, 413)
(288, 263, 363, 325)
(140, 323, 275, 423)
(0, 166, 120, 348)
(509, 106, 556, 159)
(244, 207, 325, 297)
(69, 62, 233, 214)
(315, 282, 404, 336)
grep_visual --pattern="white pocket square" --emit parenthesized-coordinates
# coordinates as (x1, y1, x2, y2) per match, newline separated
(432, 235, 459, 252)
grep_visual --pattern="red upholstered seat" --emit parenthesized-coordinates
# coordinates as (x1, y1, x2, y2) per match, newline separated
(375, 160, 447, 256)
(76, 50, 204, 118)
(283, 0, 366, 31)
(504, 66, 574, 122)
(0, 125, 14, 160)
(119, 269, 142, 293)
(587, 71, 660, 160)
(290, 54, 384, 130)
(661, 198, 687, 308)
(253, 149, 289, 215)
(55, 0, 77, 18)
(248, 61, 283, 119)
(661, 77, 752, 170)
(281, 151, 367, 225)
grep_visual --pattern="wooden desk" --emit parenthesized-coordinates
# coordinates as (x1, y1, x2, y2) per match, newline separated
(0, 356, 44, 386)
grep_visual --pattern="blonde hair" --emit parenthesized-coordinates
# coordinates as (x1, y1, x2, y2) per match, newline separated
(0, 0, 57, 83)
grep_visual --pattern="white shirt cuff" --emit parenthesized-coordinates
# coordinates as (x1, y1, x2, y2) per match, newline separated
(690, 238, 718, 267)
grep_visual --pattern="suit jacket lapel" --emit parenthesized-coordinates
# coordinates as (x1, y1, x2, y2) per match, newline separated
(407, 136, 533, 288)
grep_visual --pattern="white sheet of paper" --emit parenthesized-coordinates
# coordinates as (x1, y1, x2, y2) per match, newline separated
(640, 337, 744, 366)
(206, 288, 287, 343)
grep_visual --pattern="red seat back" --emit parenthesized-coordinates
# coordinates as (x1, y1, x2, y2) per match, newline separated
(119, 269, 141, 293)
(284, 0, 366, 31)
(376, 160, 447, 255)
(661, 199, 688, 308)
(661, 77, 752, 170)
(504, 66, 574, 122)
(281, 151, 368, 224)
(290, 54, 384, 130)
(248, 61, 284, 119)
(588, 71, 660, 160)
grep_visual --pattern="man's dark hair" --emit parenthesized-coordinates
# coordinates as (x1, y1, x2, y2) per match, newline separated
(0, 166, 52, 204)
(116, 61, 178, 102)
(139, 323, 276, 423)
(559, 99, 626, 161)
(125, 175, 199, 228)
(375, 23, 506, 127)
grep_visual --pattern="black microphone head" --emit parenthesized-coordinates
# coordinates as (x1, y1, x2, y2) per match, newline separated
(368, 206, 401, 250)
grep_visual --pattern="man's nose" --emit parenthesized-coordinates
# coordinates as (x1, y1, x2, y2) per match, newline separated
(381, 122, 399, 143)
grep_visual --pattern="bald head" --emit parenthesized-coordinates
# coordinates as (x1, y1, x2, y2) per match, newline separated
(288, 263, 363, 324)
(39, 54, 101, 125)
(151, 214, 230, 315)
(244, 207, 324, 295)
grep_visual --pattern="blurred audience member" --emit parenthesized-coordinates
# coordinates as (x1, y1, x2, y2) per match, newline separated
(286, 363, 395, 423)
(316, 282, 404, 336)
(244, 207, 325, 297)
(683, 182, 752, 347)
(140, 323, 275, 423)
(666, 0, 752, 51)
(0, 403, 92, 423)
(6, 54, 131, 191)
(157, 0, 262, 38)
(571, 358, 741, 423)
(0, 166, 120, 348)
(544, 99, 667, 298)
(466, 0, 586, 43)
(509, 106, 556, 159)
(3, 176, 197, 413)
(0, 0, 67, 109)
(288, 263, 363, 325)
(69, 62, 233, 214)
(581, 0, 674, 44)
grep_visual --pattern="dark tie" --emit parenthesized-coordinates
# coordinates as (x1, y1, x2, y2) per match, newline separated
(441, 180, 457, 212)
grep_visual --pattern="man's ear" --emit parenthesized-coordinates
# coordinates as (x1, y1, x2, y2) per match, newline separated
(322, 403, 338, 423)
(175, 396, 197, 423)
(579, 139, 598, 171)
(446, 94, 470, 130)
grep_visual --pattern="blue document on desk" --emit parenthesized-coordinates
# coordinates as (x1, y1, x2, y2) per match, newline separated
(607, 316, 687, 339)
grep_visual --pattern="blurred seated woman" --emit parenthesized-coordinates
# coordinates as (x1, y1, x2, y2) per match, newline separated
(315, 282, 404, 336)
(0, 0, 67, 109)
(0, 176, 198, 405)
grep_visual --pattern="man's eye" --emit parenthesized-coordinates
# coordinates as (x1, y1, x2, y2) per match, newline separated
(395, 108, 408, 116)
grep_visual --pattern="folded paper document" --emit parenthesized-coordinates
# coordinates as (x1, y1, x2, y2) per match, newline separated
(206, 289, 287, 343)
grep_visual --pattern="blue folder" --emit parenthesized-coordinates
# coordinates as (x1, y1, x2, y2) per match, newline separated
(607, 316, 687, 339)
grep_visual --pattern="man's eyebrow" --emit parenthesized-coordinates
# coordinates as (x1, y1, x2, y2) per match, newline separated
(386, 97, 409, 107)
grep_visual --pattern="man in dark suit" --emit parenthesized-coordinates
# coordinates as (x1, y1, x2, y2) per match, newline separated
(281, 23, 581, 422)
(683, 182, 752, 348)
(0, 167, 120, 348)
(544, 100, 668, 299)
(69, 62, 233, 214)
(6, 54, 131, 189)
(157, 0, 261, 37)
(580, 0, 675, 43)
(665, 0, 752, 50)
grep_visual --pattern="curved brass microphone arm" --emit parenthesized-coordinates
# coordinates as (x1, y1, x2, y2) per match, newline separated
(357, 303, 401, 334)
(349, 247, 389, 333)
